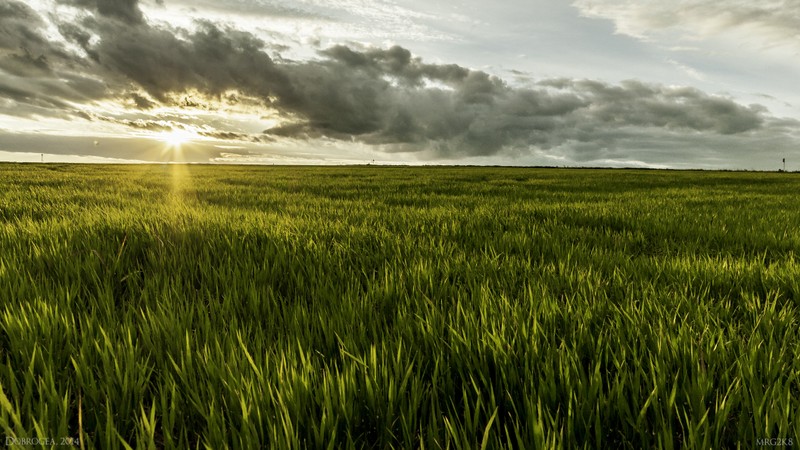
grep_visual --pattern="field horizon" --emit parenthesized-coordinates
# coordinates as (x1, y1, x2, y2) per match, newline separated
(1, 163, 798, 449)
(4, 161, 797, 172)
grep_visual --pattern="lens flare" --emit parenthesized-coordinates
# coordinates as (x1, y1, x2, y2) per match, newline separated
(160, 129, 195, 148)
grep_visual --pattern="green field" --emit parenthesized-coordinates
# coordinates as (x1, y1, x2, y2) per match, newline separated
(0, 164, 798, 449)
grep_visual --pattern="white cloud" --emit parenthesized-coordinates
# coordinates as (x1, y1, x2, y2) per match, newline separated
(666, 59, 706, 81)
(139, 0, 454, 60)
(572, 0, 800, 52)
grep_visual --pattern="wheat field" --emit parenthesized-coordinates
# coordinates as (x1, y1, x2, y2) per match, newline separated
(0, 164, 798, 449)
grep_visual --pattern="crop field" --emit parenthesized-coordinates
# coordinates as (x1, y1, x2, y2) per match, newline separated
(0, 163, 798, 449)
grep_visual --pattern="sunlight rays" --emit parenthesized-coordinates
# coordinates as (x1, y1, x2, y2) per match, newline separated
(161, 129, 195, 148)
(156, 128, 201, 162)
(150, 128, 197, 206)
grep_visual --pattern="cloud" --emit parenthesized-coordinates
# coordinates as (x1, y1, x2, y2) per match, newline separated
(57, 0, 145, 24)
(546, 79, 766, 134)
(0, 2, 73, 76)
(0, 2, 48, 52)
(572, 0, 800, 51)
(129, 92, 155, 109)
(269, 51, 769, 156)
(161, 0, 325, 20)
(69, 15, 297, 105)
(100, 117, 173, 132)
(200, 130, 273, 142)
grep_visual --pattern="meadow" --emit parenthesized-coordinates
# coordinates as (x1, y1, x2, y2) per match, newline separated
(0, 163, 798, 449)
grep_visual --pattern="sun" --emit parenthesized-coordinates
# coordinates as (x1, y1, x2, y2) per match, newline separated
(155, 128, 200, 161)
(160, 129, 195, 148)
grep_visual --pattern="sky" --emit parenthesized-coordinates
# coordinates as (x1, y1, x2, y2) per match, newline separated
(1, 0, 800, 169)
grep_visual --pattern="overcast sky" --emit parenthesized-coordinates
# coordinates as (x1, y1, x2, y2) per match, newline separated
(2, 0, 799, 168)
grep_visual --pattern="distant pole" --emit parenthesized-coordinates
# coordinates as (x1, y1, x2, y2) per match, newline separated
(783, 158, 786, 172)
(41, 153, 44, 163)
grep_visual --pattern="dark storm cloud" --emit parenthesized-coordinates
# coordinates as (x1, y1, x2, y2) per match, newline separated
(267, 46, 588, 154)
(0, 2, 48, 51)
(542, 79, 765, 134)
(130, 92, 156, 109)
(0, 2, 64, 76)
(319, 45, 471, 86)
(0, 68, 110, 121)
(267, 48, 768, 156)
(0, 1, 94, 73)
(0, 1, 114, 121)
(0, 83, 69, 110)
(0, 0, 793, 162)
(77, 18, 297, 105)
(0, 0, 293, 118)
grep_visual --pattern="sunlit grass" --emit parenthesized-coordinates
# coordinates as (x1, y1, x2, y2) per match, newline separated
(0, 164, 798, 449)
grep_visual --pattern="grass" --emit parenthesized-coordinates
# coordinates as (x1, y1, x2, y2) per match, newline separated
(0, 163, 798, 449)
